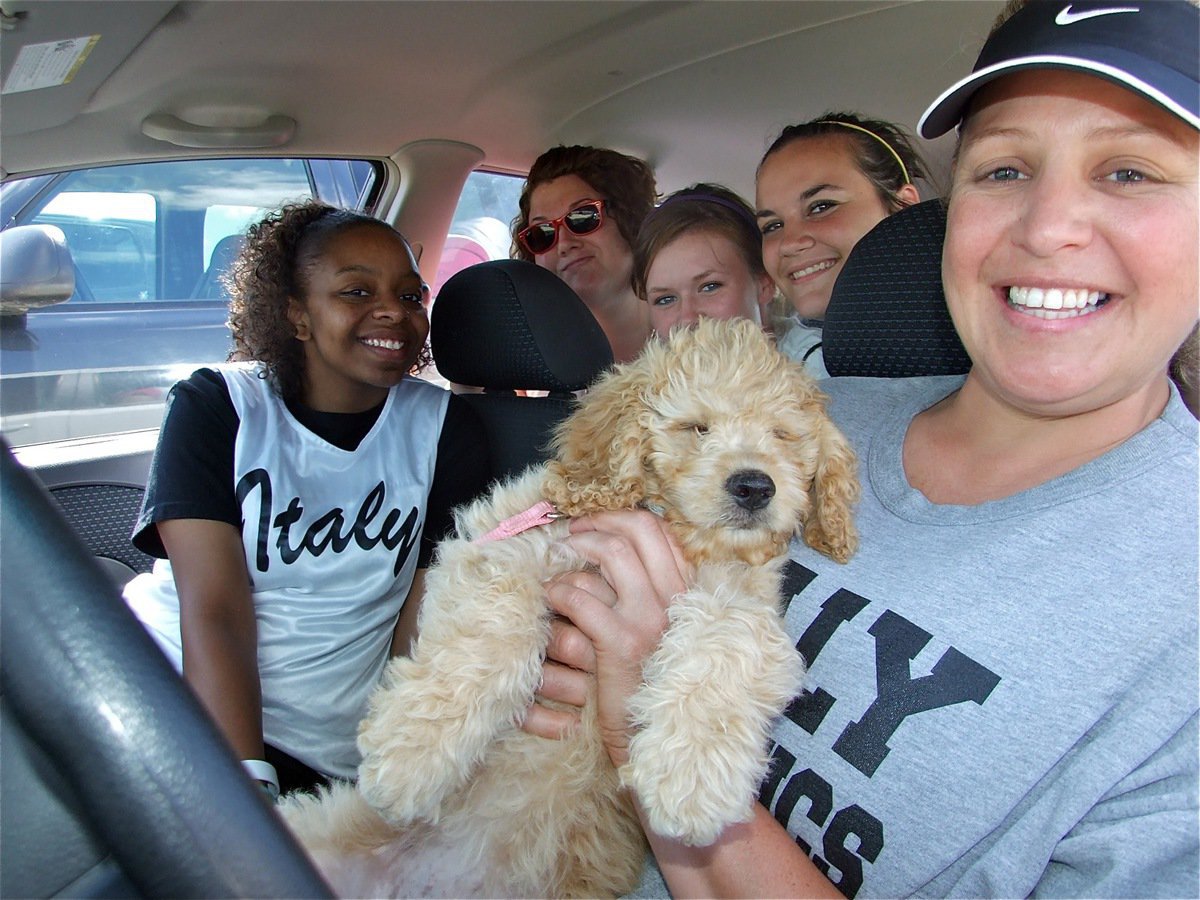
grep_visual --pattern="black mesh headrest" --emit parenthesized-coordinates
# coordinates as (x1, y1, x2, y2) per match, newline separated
(431, 259, 613, 393)
(823, 199, 972, 378)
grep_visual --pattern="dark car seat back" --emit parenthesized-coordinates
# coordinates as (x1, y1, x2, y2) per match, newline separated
(191, 234, 245, 300)
(47, 482, 155, 587)
(430, 259, 613, 483)
(822, 199, 971, 378)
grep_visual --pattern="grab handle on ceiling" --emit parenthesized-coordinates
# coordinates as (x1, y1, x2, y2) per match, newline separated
(141, 112, 296, 149)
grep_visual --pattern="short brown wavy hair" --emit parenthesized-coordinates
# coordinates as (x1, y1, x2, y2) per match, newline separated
(512, 145, 658, 269)
(225, 200, 430, 403)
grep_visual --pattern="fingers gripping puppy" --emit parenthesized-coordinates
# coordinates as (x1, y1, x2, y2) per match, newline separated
(280, 317, 859, 898)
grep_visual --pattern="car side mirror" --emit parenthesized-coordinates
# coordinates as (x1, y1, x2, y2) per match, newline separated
(0, 224, 75, 317)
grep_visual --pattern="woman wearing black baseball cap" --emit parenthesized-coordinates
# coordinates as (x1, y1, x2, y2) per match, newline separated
(918, 0, 1199, 139)
(529, 3, 1199, 897)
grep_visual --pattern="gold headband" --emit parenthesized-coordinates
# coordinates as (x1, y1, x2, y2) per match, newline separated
(815, 120, 912, 186)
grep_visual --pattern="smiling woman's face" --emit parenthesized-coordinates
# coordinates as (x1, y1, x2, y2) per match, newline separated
(289, 224, 428, 413)
(528, 174, 635, 311)
(755, 135, 894, 320)
(643, 229, 773, 338)
(944, 69, 1199, 419)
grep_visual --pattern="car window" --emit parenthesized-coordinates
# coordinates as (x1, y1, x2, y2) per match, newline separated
(36, 191, 157, 301)
(430, 170, 523, 298)
(0, 157, 379, 448)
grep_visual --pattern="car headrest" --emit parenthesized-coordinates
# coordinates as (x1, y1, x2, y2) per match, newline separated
(822, 199, 972, 378)
(431, 259, 613, 393)
(191, 234, 244, 300)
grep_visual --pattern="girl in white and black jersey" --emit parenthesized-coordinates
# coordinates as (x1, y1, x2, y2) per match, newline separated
(124, 201, 490, 797)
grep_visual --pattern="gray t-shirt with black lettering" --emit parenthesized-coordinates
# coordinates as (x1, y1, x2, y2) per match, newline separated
(632, 375, 1198, 898)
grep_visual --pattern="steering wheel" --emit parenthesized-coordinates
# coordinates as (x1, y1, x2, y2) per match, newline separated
(0, 441, 333, 898)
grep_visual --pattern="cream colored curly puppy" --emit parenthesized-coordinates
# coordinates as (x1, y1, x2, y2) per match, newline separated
(279, 317, 859, 898)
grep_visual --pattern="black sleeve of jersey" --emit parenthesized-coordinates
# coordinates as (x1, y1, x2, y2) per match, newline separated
(131, 368, 242, 558)
(419, 393, 492, 568)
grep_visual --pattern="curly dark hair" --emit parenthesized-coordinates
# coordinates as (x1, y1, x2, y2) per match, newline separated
(511, 145, 658, 266)
(632, 183, 765, 301)
(758, 112, 930, 213)
(225, 200, 431, 403)
(1171, 323, 1199, 418)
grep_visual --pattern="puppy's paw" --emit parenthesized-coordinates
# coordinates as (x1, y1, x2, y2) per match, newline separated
(622, 604, 805, 846)
(356, 740, 454, 826)
(621, 724, 759, 846)
(355, 663, 473, 825)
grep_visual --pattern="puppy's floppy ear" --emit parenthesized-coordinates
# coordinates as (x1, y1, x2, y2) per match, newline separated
(801, 391, 860, 564)
(542, 361, 650, 516)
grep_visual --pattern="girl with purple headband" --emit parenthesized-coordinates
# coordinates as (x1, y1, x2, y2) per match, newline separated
(528, 1, 1199, 896)
(631, 183, 775, 341)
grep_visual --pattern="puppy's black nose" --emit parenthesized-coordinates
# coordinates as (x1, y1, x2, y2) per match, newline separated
(726, 470, 775, 512)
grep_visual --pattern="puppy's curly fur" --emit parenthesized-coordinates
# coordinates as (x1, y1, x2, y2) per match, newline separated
(280, 318, 859, 898)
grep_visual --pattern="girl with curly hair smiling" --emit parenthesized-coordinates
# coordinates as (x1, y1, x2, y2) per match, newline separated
(124, 200, 490, 797)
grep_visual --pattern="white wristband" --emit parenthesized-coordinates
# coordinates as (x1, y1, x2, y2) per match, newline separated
(241, 758, 280, 800)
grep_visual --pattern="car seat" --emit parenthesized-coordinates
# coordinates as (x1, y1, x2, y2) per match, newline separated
(47, 482, 155, 587)
(822, 199, 971, 378)
(191, 233, 244, 300)
(430, 259, 613, 483)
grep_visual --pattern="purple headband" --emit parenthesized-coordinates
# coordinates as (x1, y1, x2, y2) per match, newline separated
(651, 191, 760, 235)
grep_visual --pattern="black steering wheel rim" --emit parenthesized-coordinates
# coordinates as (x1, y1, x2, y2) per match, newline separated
(0, 440, 332, 898)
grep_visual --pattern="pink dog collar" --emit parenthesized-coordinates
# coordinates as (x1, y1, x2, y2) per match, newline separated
(474, 500, 562, 544)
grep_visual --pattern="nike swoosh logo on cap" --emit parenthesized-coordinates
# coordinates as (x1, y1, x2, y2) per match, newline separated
(1055, 4, 1140, 25)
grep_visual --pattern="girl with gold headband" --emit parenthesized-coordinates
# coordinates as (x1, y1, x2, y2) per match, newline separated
(755, 112, 927, 376)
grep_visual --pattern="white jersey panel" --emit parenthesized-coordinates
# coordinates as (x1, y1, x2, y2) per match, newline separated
(126, 365, 449, 779)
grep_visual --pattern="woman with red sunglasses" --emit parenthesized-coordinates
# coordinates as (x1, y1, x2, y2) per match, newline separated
(513, 145, 658, 363)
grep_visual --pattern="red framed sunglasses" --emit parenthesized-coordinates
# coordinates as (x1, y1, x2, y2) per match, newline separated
(517, 199, 606, 255)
